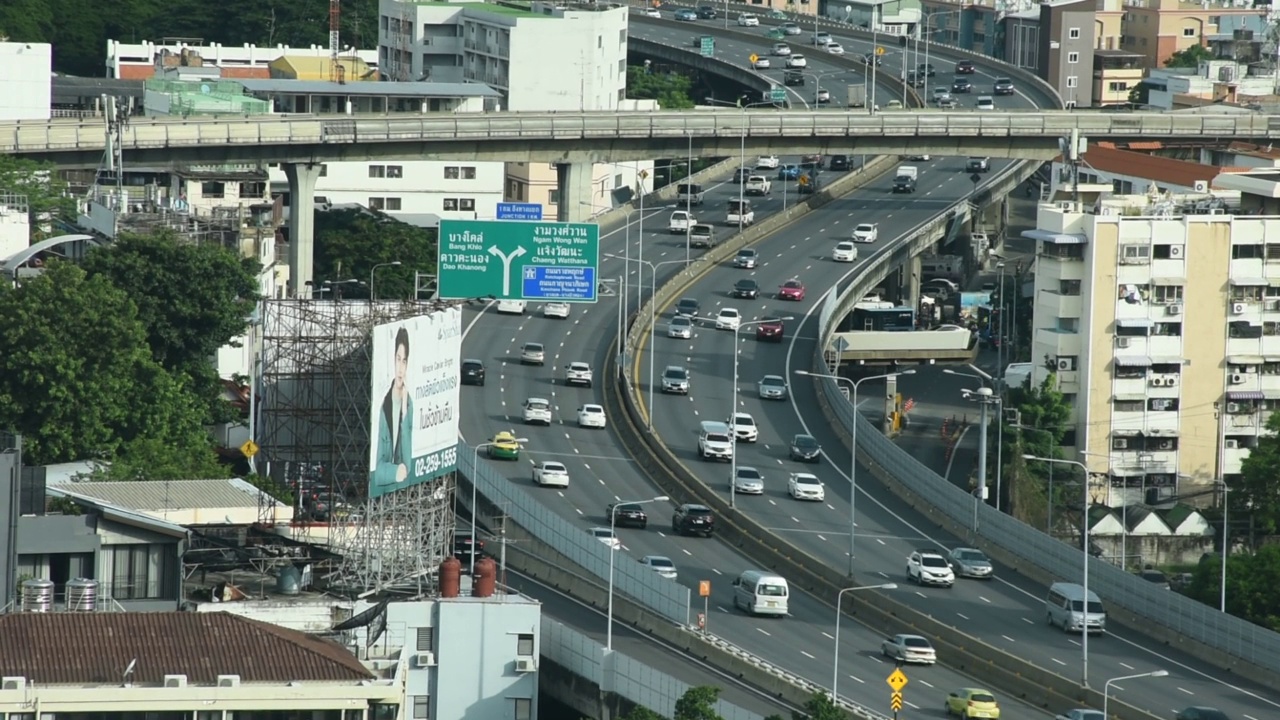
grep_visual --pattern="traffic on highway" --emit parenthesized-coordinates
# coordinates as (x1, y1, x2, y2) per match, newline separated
(459, 12, 1277, 720)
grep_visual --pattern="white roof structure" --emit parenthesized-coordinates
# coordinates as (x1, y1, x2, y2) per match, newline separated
(50, 478, 292, 526)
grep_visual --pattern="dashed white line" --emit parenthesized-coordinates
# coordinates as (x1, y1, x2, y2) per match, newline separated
(848, 675, 865, 684)
(1051, 658, 1066, 666)
(801, 650, 815, 659)
(956, 612, 969, 620)
(1001, 635, 1015, 643)
(756, 628, 771, 636)
(1119, 662, 1135, 670)
(1177, 687, 1193, 695)
(821, 632, 834, 640)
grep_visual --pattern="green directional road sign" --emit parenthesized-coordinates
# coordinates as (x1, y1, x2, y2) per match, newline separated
(770, 86, 787, 104)
(700, 36, 716, 57)
(437, 219, 599, 303)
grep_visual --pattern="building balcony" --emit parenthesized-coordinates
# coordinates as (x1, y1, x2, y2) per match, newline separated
(1149, 258, 1186, 280)
(1034, 328, 1082, 358)
(420, 37, 462, 54)
(1227, 336, 1263, 357)
(1037, 291, 1083, 320)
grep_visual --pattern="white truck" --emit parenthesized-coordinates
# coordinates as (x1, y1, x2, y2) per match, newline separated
(669, 210, 696, 234)
(726, 199, 755, 227)
(846, 83, 867, 108)
(744, 175, 772, 196)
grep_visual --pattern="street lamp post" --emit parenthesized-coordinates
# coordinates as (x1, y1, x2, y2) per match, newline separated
(369, 261, 402, 301)
(1103, 670, 1169, 717)
(605, 255, 687, 428)
(705, 316, 793, 508)
(1220, 480, 1229, 612)
(608, 495, 669, 650)
(947, 368, 999, 534)
(323, 278, 364, 300)
(471, 437, 526, 573)
(1025, 454, 1092, 687)
(832, 583, 897, 702)
(797, 369, 915, 576)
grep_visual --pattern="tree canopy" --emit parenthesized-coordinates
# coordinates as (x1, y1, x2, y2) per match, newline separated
(1236, 410, 1280, 538)
(627, 66, 696, 109)
(0, 155, 76, 240)
(1185, 546, 1280, 631)
(673, 686, 724, 720)
(1003, 373, 1075, 531)
(314, 208, 435, 301)
(0, 261, 222, 477)
(1165, 44, 1213, 69)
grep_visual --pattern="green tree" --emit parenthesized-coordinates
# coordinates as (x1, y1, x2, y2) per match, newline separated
(627, 66, 696, 109)
(791, 691, 845, 720)
(0, 261, 221, 475)
(1185, 546, 1280, 631)
(1165, 44, 1213, 69)
(0, 154, 76, 240)
(1003, 373, 1075, 531)
(1236, 411, 1280, 537)
(314, 208, 436, 301)
(622, 706, 667, 720)
(673, 686, 724, 720)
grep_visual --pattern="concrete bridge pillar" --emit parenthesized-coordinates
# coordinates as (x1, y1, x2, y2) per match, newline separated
(882, 373, 898, 436)
(905, 254, 923, 311)
(284, 162, 324, 297)
(556, 162, 595, 223)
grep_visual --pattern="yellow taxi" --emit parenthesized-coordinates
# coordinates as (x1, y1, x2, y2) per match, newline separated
(945, 688, 1000, 719)
(487, 431, 521, 460)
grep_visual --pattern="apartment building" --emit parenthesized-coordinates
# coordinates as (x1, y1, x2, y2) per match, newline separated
(1035, 0, 1098, 108)
(378, 0, 653, 218)
(1092, 49, 1145, 105)
(1143, 59, 1278, 109)
(918, 0, 1001, 57)
(1120, 0, 1270, 68)
(1026, 174, 1280, 505)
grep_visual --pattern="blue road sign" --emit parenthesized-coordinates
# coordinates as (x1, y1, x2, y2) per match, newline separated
(497, 202, 544, 221)
(521, 265, 596, 301)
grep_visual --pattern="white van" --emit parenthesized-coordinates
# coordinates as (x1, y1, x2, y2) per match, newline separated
(496, 299, 527, 315)
(1046, 582, 1106, 634)
(732, 570, 789, 616)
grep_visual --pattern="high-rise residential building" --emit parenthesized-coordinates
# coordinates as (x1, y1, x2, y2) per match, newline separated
(1035, 0, 1098, 108)
(1026, 172, 1280, 506)
(378, 0, 653, 218)
(1120, 0, 1271, 69)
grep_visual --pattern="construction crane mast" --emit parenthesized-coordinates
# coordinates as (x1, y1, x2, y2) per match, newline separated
(329, 0, 346, 84)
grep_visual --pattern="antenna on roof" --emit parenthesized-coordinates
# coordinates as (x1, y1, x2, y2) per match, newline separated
(122, 658, 137, 687)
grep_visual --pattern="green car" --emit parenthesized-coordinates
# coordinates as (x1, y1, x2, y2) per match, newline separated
(488, 432, 521, 460)
(767, 28, 785, 40)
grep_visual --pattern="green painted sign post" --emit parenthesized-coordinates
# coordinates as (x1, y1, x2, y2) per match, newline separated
(437, 219, 600, 303)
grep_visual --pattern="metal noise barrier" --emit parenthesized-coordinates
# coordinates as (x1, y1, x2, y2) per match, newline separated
(457, 443, 691, 625)
(811, 181, 1280, 683)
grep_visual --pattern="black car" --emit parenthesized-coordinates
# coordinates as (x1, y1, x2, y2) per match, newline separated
(733, 278, 760, 299)
(696, 5, 717, 18)
(607, 502, 648, 529)
(733, 166, 753, 183)
(675, 297, 701, 317)
(673, 503, 715, 537)
(461, 358, 486, 386)
(993, 77, 1015, 96)
(955, 60, 976, 74)
(790, 433, 822, 462)
(951, 78, 972, 93)
(1175, 708, 1229, 720)
(862, 53, 882, 66)
(454, 534, 486, 569)
(917, 63, 936, 77)
(829, 155, 851, 171)
(784, 70, 805, 86)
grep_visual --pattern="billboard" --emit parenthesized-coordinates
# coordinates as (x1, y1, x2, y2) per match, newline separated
(367, 307, 462, 499)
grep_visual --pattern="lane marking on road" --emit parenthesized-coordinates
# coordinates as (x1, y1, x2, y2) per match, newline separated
(821, 631, 834, 639)
(801, 650, 815, 659)
(1022, 617, 1034, 624)
(1120, 662, 1135, 670)
(1177, 688, 1194, 695)
(756, 628, 771, 636)
(956, 612, 969, 620)
(849, 675, 865, 684)
(1001, 635, 1015, 643)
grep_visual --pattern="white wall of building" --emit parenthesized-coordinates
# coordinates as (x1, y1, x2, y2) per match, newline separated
(269, 160, 504, 220)
(0, 43, 52, 121)
(106, 39, 380, 79)
(0, 194, 31, 259)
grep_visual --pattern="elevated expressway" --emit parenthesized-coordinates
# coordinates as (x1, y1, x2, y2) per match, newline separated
(612, 13, 1278, 720)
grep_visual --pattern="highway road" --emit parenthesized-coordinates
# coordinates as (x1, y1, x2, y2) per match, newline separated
(629, 24, 1280, 720)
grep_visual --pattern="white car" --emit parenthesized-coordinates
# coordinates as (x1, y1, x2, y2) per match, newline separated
(496, 299, 527, 315)
(976, 95, 996, 110)
(715, 308, 742, 330)
(577, 403, 607, 428)
(823, 42, 845, 55)
(881, 634, 937, 665)
(522, 397, 553, 425)
(669, 316, 694, 339)
(565, 362, 593, 387)
(640, 555, 678, 579)
(756, 154, 780, 169)
(781, 22, 802, 35)
(787, 473, 825, 501)
(752, 57, 771, 70)
(812, 32, 832, 46)
(771, 43, 791, 57)
(591, 527, 621, 549)
(532, 461, 570, 487)
(520, 342, 545, 365)
(737, 13, 759, 26)
(907, 550, 956, 587)
(832, 241, 859, 262)
(733, 466, 765, 495)
(786, 54, 807, 68)
(543, 302, 570, 319)
(727, 411, 759, 443)
(852, 223, 878, 243)
(643, 7, 661, 17)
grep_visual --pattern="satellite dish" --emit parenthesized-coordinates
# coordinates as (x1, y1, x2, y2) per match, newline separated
(200, 84, 211, 94)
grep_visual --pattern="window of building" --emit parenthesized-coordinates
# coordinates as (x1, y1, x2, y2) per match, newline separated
(1068, 28, 1080, 39)
(548, 189, 561, 205)
(444, 166, 461, 179)
(1183, 27, 1197, 37)
(387, 165, 403, 178)
(1114, 399, 1144, 413)
(1108, 81, 1129, 92)
(319, 164, 328, 177)
(1059, 279, 1082, 295)
(1056, 317, 1079, 332)
(1120, 244, 1150, 263)
(200, 181, 226, 199)
(459, 198, 475, 211)
(1153, 322, 1182, 336)
(1265, 244, 1280, 261)
(461, 166, 477, 179)
(1233, 244, 1264, 259)
(1231, 284, 1264, 301)
(412, 695, 430, 720)
(517, 633, 534, 656)
(513, 699, 532, 720)
(1067, 52, 1079, 64)
(1264, 322, 1280, 336)
(370, 165, 387, 178)
(238, 181, 265, 198)
(614, 174, 624, 189)
(1066, 76, 1078, 88)
(369, 197, 385, 210)
(104, 543, 178, 600)
(443, 198, 458, 211)
(386, 197, 402, 211)
(1229, 321, 1263, 339)
(1149, 397, 1179, 412)
(1153, 285, 1183, 304)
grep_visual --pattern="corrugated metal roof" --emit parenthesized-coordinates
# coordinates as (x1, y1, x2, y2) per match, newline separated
(0, 612, 371, 684)
(1079, 145, 1233, 189)
(50, 478, 273, 511)
(235, 78, 501, 98)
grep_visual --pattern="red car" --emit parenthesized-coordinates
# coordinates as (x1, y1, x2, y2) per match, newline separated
(756, 317, 785, 342)
(778, 279, 806, 301)
(955, 60, 976, 74)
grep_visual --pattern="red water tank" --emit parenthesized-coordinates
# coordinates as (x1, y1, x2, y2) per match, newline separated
(472, 557, 497, 598)
(439, 556, 462, 598)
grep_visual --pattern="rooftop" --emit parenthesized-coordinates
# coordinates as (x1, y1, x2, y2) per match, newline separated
(0, 612, 372, 685)
(51, 478, 281, 514)
(1071, 143, 1248, 189)
(234, 78, 501, 98)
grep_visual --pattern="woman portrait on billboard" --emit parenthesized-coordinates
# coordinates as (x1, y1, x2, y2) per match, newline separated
(371, 326, 414, 490)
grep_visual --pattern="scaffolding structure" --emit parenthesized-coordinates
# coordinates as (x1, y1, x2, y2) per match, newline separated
(257, 298, 459, 595)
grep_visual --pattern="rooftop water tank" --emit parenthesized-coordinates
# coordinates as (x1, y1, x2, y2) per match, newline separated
(21, 578, 55, 613)
(276, 565, 302, 596)
(65, 578, 98, 612)
(440, 557, 462, 598)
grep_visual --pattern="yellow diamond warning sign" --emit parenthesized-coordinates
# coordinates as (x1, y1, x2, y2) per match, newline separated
(886, 668, 908, 692)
